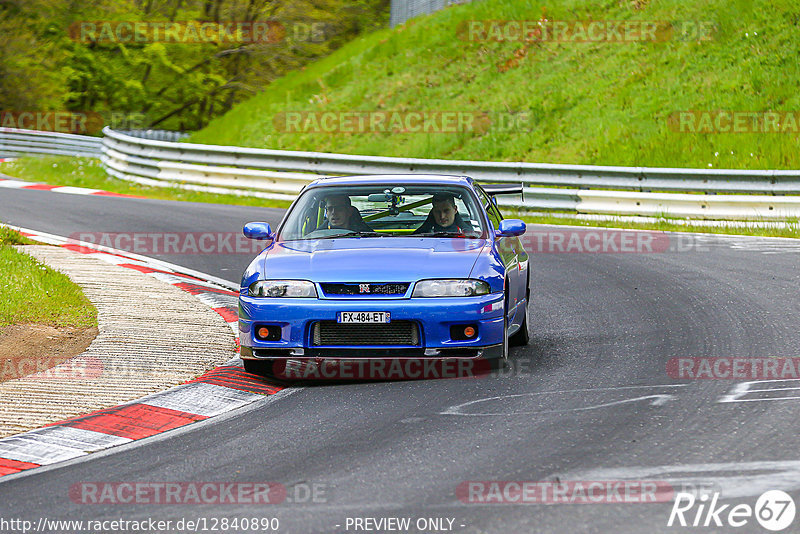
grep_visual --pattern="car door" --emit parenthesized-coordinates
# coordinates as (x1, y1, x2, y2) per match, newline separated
(476, 186, 523, 329)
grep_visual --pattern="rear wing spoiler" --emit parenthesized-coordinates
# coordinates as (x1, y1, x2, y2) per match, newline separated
(479, 183, 524, 201)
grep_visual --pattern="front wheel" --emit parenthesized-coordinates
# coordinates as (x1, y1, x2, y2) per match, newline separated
(502, 313, 509, 361)
(509, 306, 530, 346)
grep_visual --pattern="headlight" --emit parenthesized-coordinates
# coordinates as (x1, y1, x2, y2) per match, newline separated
(248, 280, 317, 298)
(412, 279, 490, 297)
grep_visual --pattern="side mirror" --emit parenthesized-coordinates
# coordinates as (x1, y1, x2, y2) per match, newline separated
(243, 222, 273, 240)
(497, 219, 526, 237)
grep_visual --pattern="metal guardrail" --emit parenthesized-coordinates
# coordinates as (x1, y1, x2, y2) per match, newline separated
(0, 128, 103, 159)
(101, 128, 319, 201)
(100, 127, 800, 220)
(117, 129, 191, 142)
(4, 127, 800, 220)
(390, 0, 475, 27)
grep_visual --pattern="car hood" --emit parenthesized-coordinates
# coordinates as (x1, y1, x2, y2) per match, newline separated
(261, 237, 487, 282)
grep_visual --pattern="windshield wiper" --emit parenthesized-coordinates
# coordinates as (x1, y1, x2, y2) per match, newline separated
(414, 232, 474, 238)
(333, 231, 386, 238)
(301, 231, 385, 240)
(308, 234, 348, 240)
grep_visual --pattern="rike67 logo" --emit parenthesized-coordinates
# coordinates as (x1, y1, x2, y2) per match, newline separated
(668, 490, 796, 531)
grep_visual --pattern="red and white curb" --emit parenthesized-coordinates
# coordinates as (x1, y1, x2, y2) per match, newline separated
(0, 158, 16, 163)
(0, 226, 287, 479)
(0, 176, 141, 198)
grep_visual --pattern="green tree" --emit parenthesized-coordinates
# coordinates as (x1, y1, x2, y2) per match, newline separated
(0, 0, 390, 131)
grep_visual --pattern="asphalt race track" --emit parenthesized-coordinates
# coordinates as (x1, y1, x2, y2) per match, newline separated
(0, 188, 286, 281)
(2, 187, 800, 533)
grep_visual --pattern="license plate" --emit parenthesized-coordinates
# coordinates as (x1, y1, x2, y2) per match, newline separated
(337, 311, 391, 324)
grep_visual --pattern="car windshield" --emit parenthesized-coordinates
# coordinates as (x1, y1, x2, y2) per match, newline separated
(278, 184, 487, 240)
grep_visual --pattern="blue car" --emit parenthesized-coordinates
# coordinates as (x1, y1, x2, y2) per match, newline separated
(239, 174, 529, 379)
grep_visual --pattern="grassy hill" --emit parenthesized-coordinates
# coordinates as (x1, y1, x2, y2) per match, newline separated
(190, 0, 800, 170)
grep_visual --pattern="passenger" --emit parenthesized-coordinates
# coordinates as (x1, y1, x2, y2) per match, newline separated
(413, 193, 467, 234)
(323, 194, 373, 232)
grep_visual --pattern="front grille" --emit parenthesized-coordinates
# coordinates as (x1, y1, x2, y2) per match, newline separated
(320, 283, 410, 296)
(312, 321, 420, 346)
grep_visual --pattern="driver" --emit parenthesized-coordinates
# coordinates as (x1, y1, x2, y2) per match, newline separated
(413, 193, 467, 234)
(323, 194, 374, 232)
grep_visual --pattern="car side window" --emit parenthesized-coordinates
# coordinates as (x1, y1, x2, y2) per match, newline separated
(476, 186, 502, 229)
(488, 201, 503, 224)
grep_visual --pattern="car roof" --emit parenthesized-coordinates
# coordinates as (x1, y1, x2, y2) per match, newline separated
(305, 174, 474, 188)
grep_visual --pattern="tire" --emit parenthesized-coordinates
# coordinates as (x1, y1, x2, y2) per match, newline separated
(510, 272, 531, 347)
(243, 358, 274, 378)
(502, 309, 509, 362)
(509, 306, 530, 346)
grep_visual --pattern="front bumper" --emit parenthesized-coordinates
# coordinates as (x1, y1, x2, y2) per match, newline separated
(239, 293, 505, 359)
